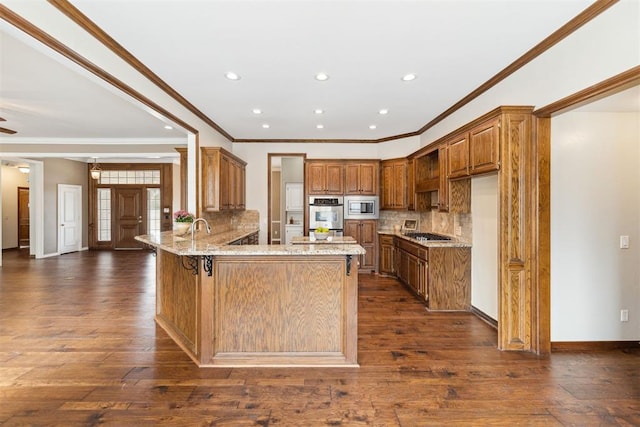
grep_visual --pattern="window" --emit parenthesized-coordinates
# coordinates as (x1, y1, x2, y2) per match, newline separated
(147, 188, 161, 234)
(97, 188, 111, 241)
(98, 170, 160, 185)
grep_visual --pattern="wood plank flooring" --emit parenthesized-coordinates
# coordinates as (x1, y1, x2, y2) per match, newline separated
(0, 249, 638, 426)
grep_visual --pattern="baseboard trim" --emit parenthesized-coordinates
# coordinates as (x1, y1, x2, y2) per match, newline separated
(551, 341, 640, 352)
(470, 306, 498, 330)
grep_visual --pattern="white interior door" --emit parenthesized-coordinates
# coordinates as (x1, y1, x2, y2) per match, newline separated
(58, 184, 82, 255)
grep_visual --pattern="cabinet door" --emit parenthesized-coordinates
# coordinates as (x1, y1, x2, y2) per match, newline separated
(470, 118, 500, 175)
(219, 155, 231, 210)
(447, 134, 470, 179)
(344, 220, 360, 241)
(285, 183, 304, 211)
(380, 163, 394, 209)
(392, 162, 406, 208)
(359, 220, 377, 271)
(306, 162, 327, 195)
(407, 254, 420, 295)
(325, 163, 344, 194)
(358, 162, 378, 195)
(201, 148, 221, 211)
(406, 159, 415, 211)
(379, 236, 394, 275)
(438, 146, 449, 212)
(344, 164, 360, 194)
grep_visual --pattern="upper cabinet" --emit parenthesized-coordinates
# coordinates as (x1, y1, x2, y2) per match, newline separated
(447, 117, 501, 179)
(306, 161, 344, 195)
(469, 117, 501, 175)
(345, 161, 379, 195)
(285, 182, 304, 211)
(201, 147, 246, 212)
(380, 158, 407, 209)
(306, 160, 379, 196)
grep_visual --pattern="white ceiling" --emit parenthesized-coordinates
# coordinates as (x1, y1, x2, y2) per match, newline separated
(0, 0, 635, 152)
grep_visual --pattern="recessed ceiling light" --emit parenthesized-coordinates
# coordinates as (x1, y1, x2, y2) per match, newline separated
(262, 124, 270, 129)
(314, 109, 324, 114)
(316, 124, 324, 129)
(402, 73, 416, 82)
(315, 72, 329, 81)
(369, 125, 377, 130)
(225, 72, 240, 80)
(164, 125, 173, 130)
(252, 108, 262, 114)
(378, 109, 389, 115)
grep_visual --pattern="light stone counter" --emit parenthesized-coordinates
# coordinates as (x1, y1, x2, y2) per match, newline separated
(377, 230, 472, 248)
(290, 236, 357, 244)
(135, 229, 365, 256)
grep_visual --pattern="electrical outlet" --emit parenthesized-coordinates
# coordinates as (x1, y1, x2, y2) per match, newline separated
(620, 235, 630, 249)
(620, 309, 629, 322)
(455, 225, 462, 236)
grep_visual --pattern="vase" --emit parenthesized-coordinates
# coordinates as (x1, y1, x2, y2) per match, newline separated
(173, 221, 192, 235)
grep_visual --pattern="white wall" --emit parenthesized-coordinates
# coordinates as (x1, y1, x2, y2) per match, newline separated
(1, 165, 29, 249)
(471, 174, 499, 320)
(42, 159, 89, 255)
(419, 1, 639, 147)
(551, 112, 640, 341)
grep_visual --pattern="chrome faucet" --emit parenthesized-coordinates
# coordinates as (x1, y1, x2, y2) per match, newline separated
(190, 218, 212, 240)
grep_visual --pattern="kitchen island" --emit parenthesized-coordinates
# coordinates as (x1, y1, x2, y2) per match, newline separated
(135, 230, 365, 367)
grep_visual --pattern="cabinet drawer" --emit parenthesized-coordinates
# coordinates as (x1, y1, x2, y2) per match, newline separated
(379, 234, 394, 245)
(397, 238, 427, 260)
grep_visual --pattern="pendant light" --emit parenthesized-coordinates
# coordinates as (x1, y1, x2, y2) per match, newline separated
(90, 158, 101, 180)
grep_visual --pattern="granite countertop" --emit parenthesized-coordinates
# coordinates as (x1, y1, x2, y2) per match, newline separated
(290, 236, 357, 244)
(135, 229, 365, 256)
(378, 230, 472, 248)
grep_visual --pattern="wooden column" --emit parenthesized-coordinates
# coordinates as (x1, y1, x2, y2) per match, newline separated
(497, 107, 535, 351)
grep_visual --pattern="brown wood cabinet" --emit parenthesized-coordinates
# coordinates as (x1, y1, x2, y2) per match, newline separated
(201, 147, 247, 212)
(306, 161, 344, 195)
(344, 219, 377, 273)
(393, 237, 470, 311)
(380, 158, 407, 209)
(412, 146, 471, 213)
(345, 161, 379, 195)
(447, 117, 501, 179)
(378, 234, 395, 275)
(470, 117, 501, 175)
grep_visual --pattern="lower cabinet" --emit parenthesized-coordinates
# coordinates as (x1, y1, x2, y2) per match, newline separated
(379, 234, 471, 311)
(344, 219, 377, 273)
(378, 234, 395, 275)
(229, 232, 259, 245)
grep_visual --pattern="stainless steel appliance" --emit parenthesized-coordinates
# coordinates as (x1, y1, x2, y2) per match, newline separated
(309, 196, 344, 235)
(344, 195, 379, 220)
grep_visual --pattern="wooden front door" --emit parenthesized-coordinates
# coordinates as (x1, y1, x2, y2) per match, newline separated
(17, 187, 29, 247)
(114, 188, 143, 250)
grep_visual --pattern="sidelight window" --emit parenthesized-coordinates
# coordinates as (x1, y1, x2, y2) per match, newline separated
(147, 188, 161, 234)
(97, 188, 111, 241)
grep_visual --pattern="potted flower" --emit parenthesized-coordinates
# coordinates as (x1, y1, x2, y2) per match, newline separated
(173, 210, 195, 234)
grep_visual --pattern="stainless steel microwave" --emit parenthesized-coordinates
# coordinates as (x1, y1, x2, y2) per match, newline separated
(344, 196, 379, 220)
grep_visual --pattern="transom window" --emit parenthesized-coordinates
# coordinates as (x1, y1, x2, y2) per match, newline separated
(98, 170, 160, 185)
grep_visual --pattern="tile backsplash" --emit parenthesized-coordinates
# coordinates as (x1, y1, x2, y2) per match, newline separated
(202, 210, 260, 233)
(379, 209, 471, 242)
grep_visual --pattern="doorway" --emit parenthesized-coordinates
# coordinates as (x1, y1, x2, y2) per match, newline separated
(267, 154, 306, 244)
(17, 187, 29, 248)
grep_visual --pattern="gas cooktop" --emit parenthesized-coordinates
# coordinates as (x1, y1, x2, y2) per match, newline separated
(404, 232, 452, 241)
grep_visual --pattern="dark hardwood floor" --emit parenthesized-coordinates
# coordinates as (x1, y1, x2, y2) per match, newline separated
(0, 248, 638, 426)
